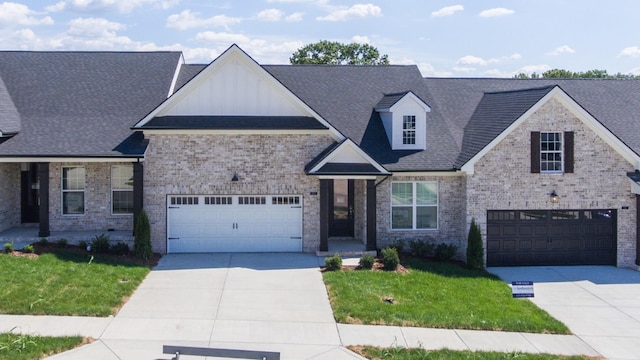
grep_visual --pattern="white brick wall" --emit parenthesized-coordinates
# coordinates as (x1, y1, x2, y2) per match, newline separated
(466, 98, 637, 267)
(0, 163, 20, 232)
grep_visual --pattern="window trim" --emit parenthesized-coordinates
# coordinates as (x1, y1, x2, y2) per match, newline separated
(111, 165, 134, 215)
(390, 181, 438, 230)
(540, 131, 563, 174)
(402, 115, 416, 145)
(61, 166, 85, 216)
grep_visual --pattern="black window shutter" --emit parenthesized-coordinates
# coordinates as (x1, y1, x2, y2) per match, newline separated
(564, 131, 574, 173)
(531, 132, 540, 173)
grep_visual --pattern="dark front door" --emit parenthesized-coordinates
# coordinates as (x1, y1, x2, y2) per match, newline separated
(21, 163, 40, 223)
(487, 209, 617, 266)
(329, 179, 354, 237)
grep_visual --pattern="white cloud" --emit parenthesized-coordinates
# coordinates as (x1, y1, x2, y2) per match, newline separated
(483, 69, 511, 77)
(256, 9, 284, 21)
(351, 35, 370, 44)
(418, 63, 452, 77)
(457, 53, 521, 66)
(432, 5, 463, 17)
(0, 2, 54, 27)
(67, 17, 125, 38)
(630, 67, 640, 76)
(166, 10, 241, 30)
(517, 64, 551, 75)
(317, 3, 382, 21)
(285, 12, 304, 22)
(548, 45, 575, 56)
(479, 8, 514, 17)
(619, 46, 640, 57)
(452, 66, 475, 73)
(195, 31, 303, 63)
(46, 0, 177, 14)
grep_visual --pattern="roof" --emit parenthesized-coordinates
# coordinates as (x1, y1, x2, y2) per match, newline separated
(375, 92, 409, 110)
(142, 116, 328, 130)
(0, 75, 20, 135)
(0, 51, 181, 157)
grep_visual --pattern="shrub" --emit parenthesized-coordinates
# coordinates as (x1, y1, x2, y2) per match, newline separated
(324, 254, 342, 271)
(23, 244, 35, 253)
(110, 242, 130, 255)
(91, 234, 111, 254)
(381, 247, 399, 271)
(78, 240, 88, 250)
(409, 240, 434, 258)
(358, 254, 375, 270)
(390, 239, 406, 255)
(435, 243, 458, 261)
(3, 243, 13, 254)
(466, 218, 485, 269)
(56, 238, 68, 248)
(134, 209, 152, 260)
(38, 238, 49, 246)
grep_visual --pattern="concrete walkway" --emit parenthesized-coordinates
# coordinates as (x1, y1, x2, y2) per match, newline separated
(0, 254, 620, 359)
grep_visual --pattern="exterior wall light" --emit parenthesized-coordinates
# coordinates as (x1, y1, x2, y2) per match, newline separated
(550, 190, 560, 203)
(231, 172, 239, 182)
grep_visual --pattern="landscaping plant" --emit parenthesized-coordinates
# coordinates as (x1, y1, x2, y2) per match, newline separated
(2, 243, 12, 254)
(466, 218, 485, 269)
(435, 243, 458, 261)
(22, 245, 34, 254)
(381, 247, 399, 271)
(325, 254, 342, 271)
(91, 234, 110, 254)
(134, 209, 152, 260)
(358, 254, 375, 270)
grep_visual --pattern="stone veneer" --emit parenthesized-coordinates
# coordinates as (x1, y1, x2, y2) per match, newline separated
(143, 133, 335, 254)
(376, 174, 466, 256)
(48, 162, 134, 232)
(0, 163, 20, 232)
(466, 98, 637, 267)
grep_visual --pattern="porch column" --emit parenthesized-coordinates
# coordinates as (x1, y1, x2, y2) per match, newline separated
(366, 179, 377, 251)
(133, 162, 144, 235)
(37, 162, 50, 237)
(636, 195, 640, 266)
(319, 179, 329, 252)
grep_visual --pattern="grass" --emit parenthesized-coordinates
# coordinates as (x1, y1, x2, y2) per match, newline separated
(0, 331, 83, 360)
(323, 258, 570, 334)
(352, 346, 600, 360)
(0, 249, 151, 316)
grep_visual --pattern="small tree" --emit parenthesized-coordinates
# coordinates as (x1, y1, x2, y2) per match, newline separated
(134, 209, 152, 260)
(466, 218, 484, 269)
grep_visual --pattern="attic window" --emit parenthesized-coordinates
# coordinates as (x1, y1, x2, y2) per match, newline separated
(402, 115, 416, 145)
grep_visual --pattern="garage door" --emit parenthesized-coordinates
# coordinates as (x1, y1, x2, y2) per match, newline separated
(487, 209, 616, 266)
(167, 195, 303, 253)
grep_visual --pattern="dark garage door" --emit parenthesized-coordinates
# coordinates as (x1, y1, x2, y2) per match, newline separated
(487, 209, 616, 266)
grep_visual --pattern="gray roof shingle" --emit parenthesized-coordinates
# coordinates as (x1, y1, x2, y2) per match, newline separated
(143, 115, 328, 130)
(0, 75, 20, 135)
(0, 51, 181, 157)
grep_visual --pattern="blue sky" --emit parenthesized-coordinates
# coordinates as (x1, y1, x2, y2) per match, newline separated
(2, 0, 639, 77)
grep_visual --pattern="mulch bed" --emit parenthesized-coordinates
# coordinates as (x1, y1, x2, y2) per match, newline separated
(6, 243, 161, 267)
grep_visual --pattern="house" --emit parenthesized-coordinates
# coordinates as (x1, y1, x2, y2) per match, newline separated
(1, 44, 639, 268)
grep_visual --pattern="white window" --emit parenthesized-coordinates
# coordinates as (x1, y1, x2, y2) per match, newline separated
(111, 165, 133, 214)
(402, 115, 416, 145)
(541, 132, 562, 173)
(62, 166, 85, 215)
(391, 181, 438, 230)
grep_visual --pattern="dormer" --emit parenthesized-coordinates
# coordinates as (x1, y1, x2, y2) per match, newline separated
(375, 91, 430, 150)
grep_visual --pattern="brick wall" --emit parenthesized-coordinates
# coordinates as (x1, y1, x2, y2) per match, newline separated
(0, 163, 20, 232)
(466, 98, 637, 267)
(143, 133, 335, 253)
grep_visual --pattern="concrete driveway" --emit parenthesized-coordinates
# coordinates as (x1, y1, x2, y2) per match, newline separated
(488, 266, 640, 360)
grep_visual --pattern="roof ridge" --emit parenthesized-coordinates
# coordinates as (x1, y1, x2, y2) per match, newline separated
(484, 85, 556, 95)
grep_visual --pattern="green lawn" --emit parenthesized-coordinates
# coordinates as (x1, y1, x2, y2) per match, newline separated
(353, 346, 598, 360)
(0, 332, 83, 360)
(324, 259, 569, 334)
(0, 249, 151, 316)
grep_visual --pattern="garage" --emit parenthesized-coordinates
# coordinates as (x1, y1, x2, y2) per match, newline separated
(487, 209, 616, 266)
(167, 195, 303, 253)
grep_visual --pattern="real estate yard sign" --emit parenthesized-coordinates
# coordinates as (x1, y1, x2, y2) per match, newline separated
(512, 281, 534, 298)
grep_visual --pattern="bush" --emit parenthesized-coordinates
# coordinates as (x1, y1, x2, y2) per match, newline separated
(358, 254, 375, 270)
(409, 240, 434, 258)
(390, 239, 406, 255)
(91, 234, 111, 254)
(23, 244, 35, 253)
(381, 247, 399, 271)
(56, 238, 68, 248)
(435, 243, 458, 261)
(324, 254, 342, 271)
(38, 238, 49, 246)
(78, 240, 88, 250)
(110, 242, 130, 255)
(3, 243, 13, 254)
(466, 218, 485, 269)
(134, 209, 152, 260)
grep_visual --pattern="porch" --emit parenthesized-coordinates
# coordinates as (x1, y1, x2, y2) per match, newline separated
(0, 225, 134, 250)
(316, 237, 377, 257)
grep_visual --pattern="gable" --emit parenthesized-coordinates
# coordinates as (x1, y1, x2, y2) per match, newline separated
(306, 139, 389, 177)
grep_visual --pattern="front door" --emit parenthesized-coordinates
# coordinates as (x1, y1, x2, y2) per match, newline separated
(21, 163, 40, 223)
(329, 179, 354, 237)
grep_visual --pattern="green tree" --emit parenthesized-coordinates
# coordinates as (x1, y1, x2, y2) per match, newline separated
(290, 40, 389, 65)
(134, 209, 152, 260)
(466, 218, 484, 270)
(514, 68, 638, 79)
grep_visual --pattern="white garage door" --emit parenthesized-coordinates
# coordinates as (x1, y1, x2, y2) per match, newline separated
(167, 195, 303, 253)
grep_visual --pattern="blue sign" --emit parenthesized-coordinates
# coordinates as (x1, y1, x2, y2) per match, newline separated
(512, 281, 534, 298)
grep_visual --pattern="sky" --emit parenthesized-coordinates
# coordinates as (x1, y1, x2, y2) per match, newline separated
(1, 0, 640, 77)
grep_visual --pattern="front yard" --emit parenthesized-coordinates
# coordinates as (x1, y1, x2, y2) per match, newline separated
(352, 346, 599, 360)
(0, 246, 152, 316)
(0, 332, 83, 360)
(323, 258, 569, 334)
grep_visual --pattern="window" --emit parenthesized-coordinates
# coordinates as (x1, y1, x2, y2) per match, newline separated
(540, 132, 562, 172)
(391, 182, 437, 229)
(62, 166, 85, 215)
(111, 165, 133, 214)
(402, 115, 416, 145)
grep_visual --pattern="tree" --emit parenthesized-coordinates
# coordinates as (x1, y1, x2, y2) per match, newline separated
(466, 218, 484, 270)
(290, 40, 389, 65)
(134, 208, 152, 260)
(514, 68, 639, 79)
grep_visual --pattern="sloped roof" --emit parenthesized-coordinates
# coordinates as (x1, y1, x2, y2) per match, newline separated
(0, 51, 181, 157)
(0, 75, 20, 135)
(142, 115, 328, 130)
